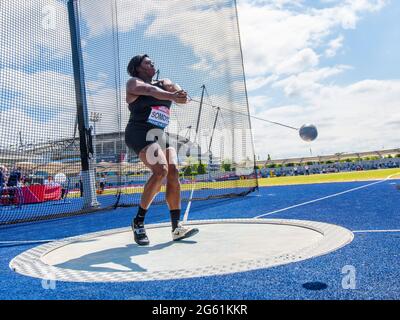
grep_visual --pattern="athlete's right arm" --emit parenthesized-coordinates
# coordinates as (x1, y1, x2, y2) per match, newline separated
(127, 78, 187, 104)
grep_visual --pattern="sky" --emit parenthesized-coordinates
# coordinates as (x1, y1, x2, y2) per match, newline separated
(0, 0, 399, 161)
(237, 0, 400, 159)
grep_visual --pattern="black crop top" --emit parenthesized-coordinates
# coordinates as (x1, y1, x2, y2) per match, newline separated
(128, 81, 172, 130)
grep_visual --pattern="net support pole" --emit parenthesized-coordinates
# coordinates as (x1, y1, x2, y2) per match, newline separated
(233, 0, 259, 190)
(208, 107, 220, 153)
(207, 107, 220, 180)
(195, 84, 206, 164)
(67, 0, 99, 209)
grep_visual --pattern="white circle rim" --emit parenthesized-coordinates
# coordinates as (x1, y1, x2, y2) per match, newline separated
(9, 219, 354, 283)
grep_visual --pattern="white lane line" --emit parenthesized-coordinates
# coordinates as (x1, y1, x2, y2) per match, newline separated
(254, 172, 400, 219)
(353, 229, 400, 233)
(183, 179, 196, 223)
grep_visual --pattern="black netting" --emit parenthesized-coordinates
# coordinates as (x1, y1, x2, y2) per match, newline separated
(0, 0, 257, 226)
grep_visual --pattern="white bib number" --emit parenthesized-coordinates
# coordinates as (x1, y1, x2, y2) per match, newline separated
(147, 106, 170, 128)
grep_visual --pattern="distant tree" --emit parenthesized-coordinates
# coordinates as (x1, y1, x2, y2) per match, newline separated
(222, 159, 232, 172)
(223, 163, 231, 172)
(184, 166, 192, 176)
(197, 163, 206, 174)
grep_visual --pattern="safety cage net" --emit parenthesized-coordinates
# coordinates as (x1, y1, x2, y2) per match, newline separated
(0, 0, 257, 225)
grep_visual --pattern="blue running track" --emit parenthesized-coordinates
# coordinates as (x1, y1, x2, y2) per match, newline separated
(0, 179, 399, 299)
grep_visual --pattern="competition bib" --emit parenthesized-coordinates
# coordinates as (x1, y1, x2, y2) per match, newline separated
(147, 106, 170, 128)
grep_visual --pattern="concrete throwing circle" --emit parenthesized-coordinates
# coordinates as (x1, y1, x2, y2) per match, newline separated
(10, 219, 353, 282)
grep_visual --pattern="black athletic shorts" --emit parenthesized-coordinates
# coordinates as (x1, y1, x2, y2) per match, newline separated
(125, 122, 170, 155)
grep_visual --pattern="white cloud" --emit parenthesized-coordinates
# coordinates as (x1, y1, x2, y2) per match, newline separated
(0, 68, 127, 148)
(79, 0, 242, 76)
(276, 48, 319, 75)
(245, 75, 279, 91)
(0, 68, 76, 107)
(273, 65, 351, 97)
(325, 34, 344, 57)
(346, 0, 387, 12)
(237, 0, 388, 77)
(237, 3, 333, 77)
(248, 95, 272, 110)
(0, 107, 76, 150)
(235, 0, 397, 159)
(251, 79, 400, 159)
(79, 0, 158, 38)
(0, 0, 71, 67)
(243, 0, 304, 9)
(145, 3, 242, 77)
(0, 68, 77, 147)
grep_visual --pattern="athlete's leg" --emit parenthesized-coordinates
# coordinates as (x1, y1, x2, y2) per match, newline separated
(164, 147, 182, 232)
(164, 147, 199, 240)
(132, 143, 168, 245)
(138, 143, 168, 209)
(165, 147, 180, 211)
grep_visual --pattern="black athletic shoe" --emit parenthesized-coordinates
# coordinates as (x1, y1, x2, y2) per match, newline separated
(131, 220, 150, 246)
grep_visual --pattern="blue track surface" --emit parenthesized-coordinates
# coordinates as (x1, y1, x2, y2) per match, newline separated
(0, 179, 399, 299)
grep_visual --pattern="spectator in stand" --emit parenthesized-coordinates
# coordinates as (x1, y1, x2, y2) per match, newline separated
(45, 176, 57, 186)
(45, 176, 65, 201)
(0, 166, 5, 188)
(8, 167, 22, 187)
(79, 178, 83, 198)
(0, 166, 5, 203)
(7, 167, 22, 204)
(60, 178, 68, 200)
(99, 174, 106, 194)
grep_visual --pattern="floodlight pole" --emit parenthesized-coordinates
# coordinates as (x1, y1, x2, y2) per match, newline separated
(67, 0, 99, 208)
(90, 111, 102, 164)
